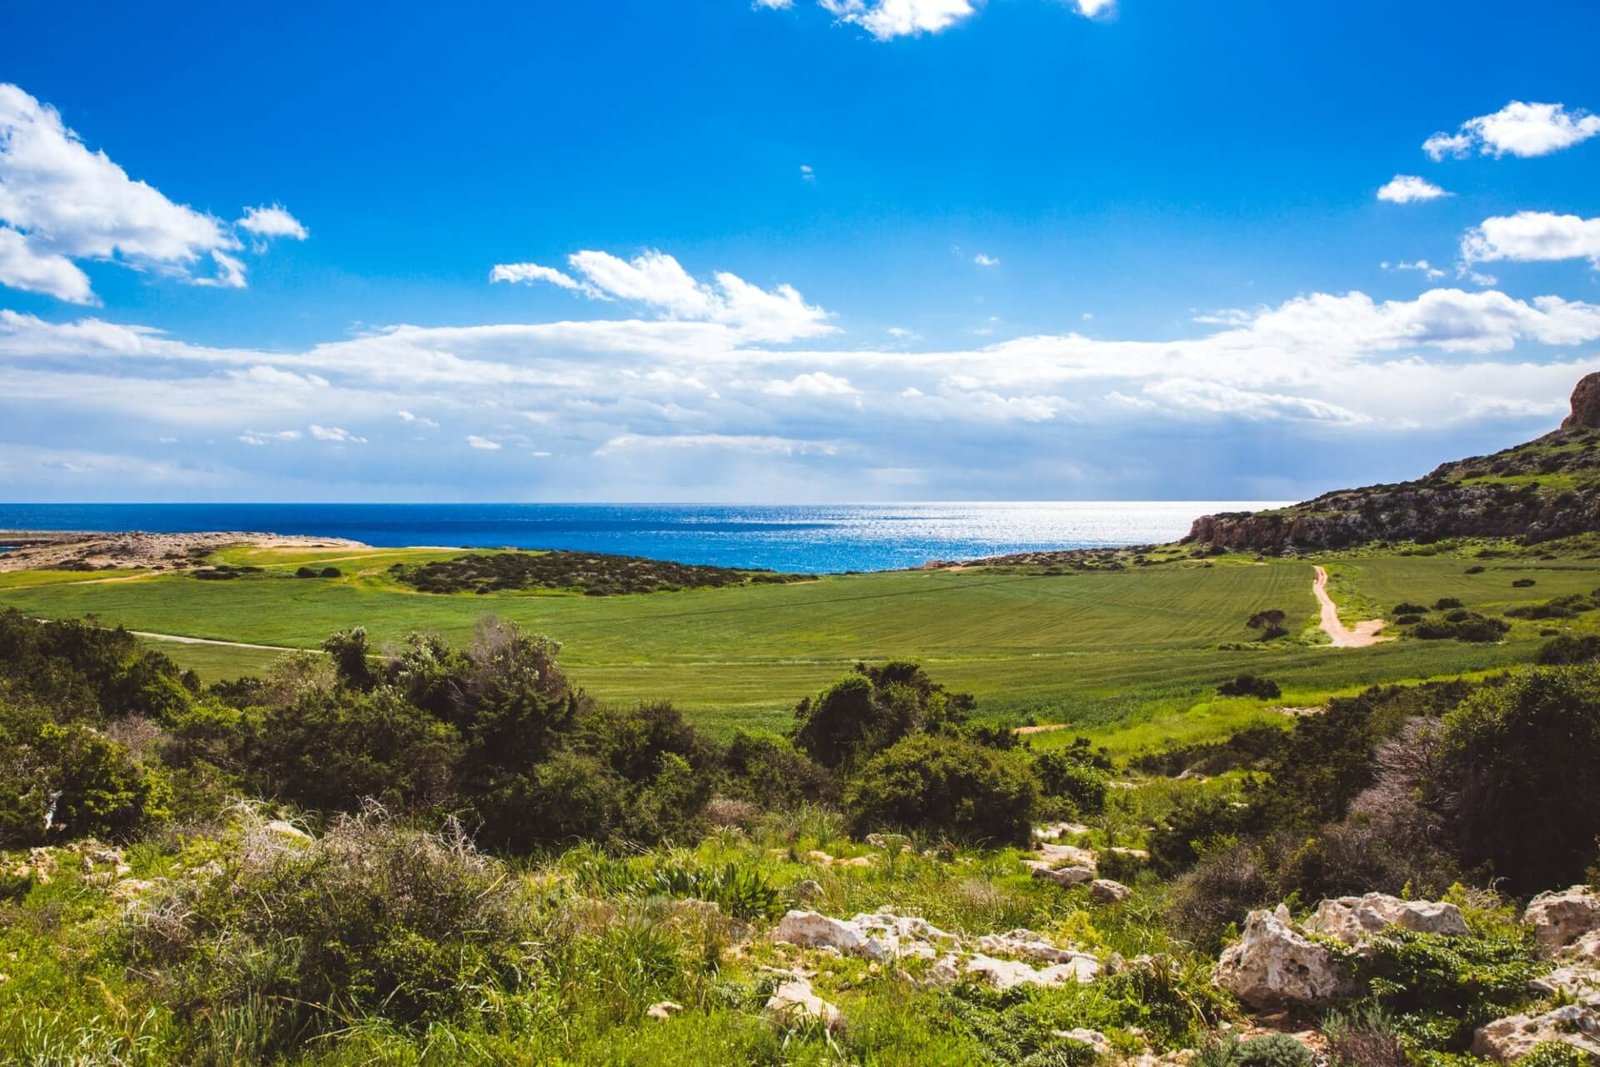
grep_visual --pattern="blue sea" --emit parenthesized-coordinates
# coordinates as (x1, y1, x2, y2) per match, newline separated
(0, 502, 1281, 574)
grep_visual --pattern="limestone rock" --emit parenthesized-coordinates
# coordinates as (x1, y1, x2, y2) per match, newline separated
(1035, 822, 1091, 842)
(965, 953, 1099, 991)
(645, 1001, 682, 1021)
(792, 879, 824, 903)
(1564, 372, 1600, 430)
(1304, 893, 1468, 945)
(1566, 930, 1600, 963)
(265, 819, 312, 843)
(975, 929, 1096, 967)
(1214, 908, 1346, 1009)
(1529, 964, 1600, 1005)
(1053, 1027, 1113, 1055)
(1090, 879, 1132, 905)
(772, 910, 864, 954)
(1027, 860, 1096, 887)
(1472, 1004, 1600, 1062)
(764, 977, 841, 1030)
(1037, 842, 1098, 869)
(1526, 886, 1600, 953)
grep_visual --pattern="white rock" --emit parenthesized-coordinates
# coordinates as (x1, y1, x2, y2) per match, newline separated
(975, 929, 1093, 966)
(1526, 886, 1600, 953)
(1472, 1004, 1600, 1062)
(645, 1001, 682, 1021)
(1053, 1028, 1113, 1055)
(1028, 860, 1096, 887)
(966, 953, 1099, 991)
(1305, 893, 1469, 945)
(1037, 843, 1098, 869)
(1090, 879, 1133, 904)
(1035, 822, 1091, 842)
(1214, 909, 1346, 1009)
(792, 879, 823, 902)
(1566, 930, 1600, 963)
(764, 977, 841, 1030)
(265, 819, 312, 842)
(1529, 964, 1600, 1006)
(772, 910, 865, 954)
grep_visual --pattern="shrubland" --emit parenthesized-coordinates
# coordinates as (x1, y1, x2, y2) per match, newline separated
(3, 606, 1600, 1065)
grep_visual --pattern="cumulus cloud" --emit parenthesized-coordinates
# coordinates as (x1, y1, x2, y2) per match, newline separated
(397, 409, 438, 428)
(596, 433, 839, 457)
(491, 248, 834, 343)
(0, 83, 300, 302)
(1377, 175, 1449, 203)
(974, 253, 1000, 266)
(1461, 211, 1600, 267)
(237, 204, 308, 241)
(817, 0, 978, 40)
(762, 371, 858, 397)
(1382, 259, 1447, 280)
(239, 429, 302, 446)
(308, 424, 366, 443)
(466, 435, 502, 450)
(1425, 101, 1600, 160)
(754, 0, 794, 7)
(1070, 0, 1115, 15)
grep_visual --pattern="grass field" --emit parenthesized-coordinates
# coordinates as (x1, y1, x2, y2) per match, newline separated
(4, 545, 1597, 737)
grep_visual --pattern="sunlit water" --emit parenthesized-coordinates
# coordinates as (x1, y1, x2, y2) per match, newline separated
(0, 502, 1284, 574)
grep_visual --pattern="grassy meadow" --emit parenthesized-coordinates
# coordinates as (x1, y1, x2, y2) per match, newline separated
(4, 540, 1598, 739)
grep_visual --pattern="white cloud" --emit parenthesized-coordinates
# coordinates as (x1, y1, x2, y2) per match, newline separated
(1070, 0, 1115, 15)
(596, 433, 839, 457)
(1377, 174, 1449, 204)
(0, 83, 299, 302)
(397, 409, 439, 428)
(755, 0, 794, 7)
(238, 204, 308, 240)
(1382, 259, 1447, 280)
(762, 371, 858, 397)
(817, 0, 978, 40)
(239, 429, 302, 446)
(308, 424, 366, 444)
(1462, 211, 1600, 267)
(489, 261, 594, 292)
(495, 248, 834, 343)
(974, 253, 1000, 266)
(466, 435, 502, 451)
(800, 164, 816, 182)
(1425, 101, 1600, 160)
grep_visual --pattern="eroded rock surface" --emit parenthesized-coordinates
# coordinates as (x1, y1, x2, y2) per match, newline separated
(1473, 1004, 1600, 1062)
(1304, 893, 1468, 945)
(1214, 907, 1346, 1009)
(1526, 886, 1600, 953)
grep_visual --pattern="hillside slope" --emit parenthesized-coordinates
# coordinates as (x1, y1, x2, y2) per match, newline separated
(1187, 372, 1600, 553)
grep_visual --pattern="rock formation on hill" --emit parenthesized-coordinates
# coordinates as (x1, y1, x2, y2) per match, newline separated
(1186, 373, 1600, 553)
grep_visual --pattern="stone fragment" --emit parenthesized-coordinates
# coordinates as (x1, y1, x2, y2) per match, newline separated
(1090, 879, 1132, 904)
(764, 977, 841, 1030)
(1304, 893, 1468, 945)
(771, 910, 864, 954)
(645, 1001, 682, 1021)
(1472, 1004, 1600, 1062)
(1526, 886, 1600, 953)
(1214, 908, 1346, 1009)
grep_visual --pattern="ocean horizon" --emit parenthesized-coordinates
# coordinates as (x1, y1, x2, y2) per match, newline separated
(0, 501, 1285, 574)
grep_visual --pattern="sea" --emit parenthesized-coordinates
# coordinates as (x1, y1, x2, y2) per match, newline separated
(0, 502, 1283, 574)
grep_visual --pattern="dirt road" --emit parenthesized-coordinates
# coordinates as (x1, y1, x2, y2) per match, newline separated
(1312, 565, 1390, 648)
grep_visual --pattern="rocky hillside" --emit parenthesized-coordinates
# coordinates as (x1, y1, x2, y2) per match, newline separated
(1186, 373, 1600, 553)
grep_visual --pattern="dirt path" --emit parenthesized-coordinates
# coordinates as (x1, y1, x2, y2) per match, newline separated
(130, 630, 314, 654)
(1312, 565, 1391, 648)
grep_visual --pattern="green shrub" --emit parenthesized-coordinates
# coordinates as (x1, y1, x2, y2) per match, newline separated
(1322, 1006, 1411, 1067)
(844, 734, 1038, 845)
(793, 661, 976, 771)
(1034, 740, 1112, 817)
(1535, 634, 1600, 665)
(1349, 929, 1542, 1051)
(1513, 1044, 1599, 1067)
(1198, 1034, 1314, 1067)
(1439, 665, 1600, 891)
(1218, 675, 1281, 699)
(1393, 602, 1429, 615)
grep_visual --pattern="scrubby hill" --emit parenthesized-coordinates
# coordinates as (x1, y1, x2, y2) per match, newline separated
(1186, 373, 1600, 553)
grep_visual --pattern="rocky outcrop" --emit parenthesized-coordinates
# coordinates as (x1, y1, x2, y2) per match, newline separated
(1564, 373, 1600, 430)
(1214, 907, 1347, 1009)
(1526, 886, 1600, 953)
(1472, 1004, 1600, 1062)
(764, 977, 841, 1030)
(963, 953, 1099, 991)
(1304, 893, 1468, 945)
(1090, 879, 1133, 905)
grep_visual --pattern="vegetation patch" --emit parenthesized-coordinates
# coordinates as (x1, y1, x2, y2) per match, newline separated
(389, 549, 805, 596)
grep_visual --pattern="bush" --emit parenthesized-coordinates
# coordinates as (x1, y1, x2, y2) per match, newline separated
(793, 661, 976, 771)
(1536, 634, 1600, 665)
(1218, 674, 1281, 699)
(844, 734, 1038, 845)
(1393, 602, 1428, 615)
(1321, 1008, 1410, 1067)
(1439, 665, 1600, 891)
(1513, 578, 1537, 588)
(1198, 1034, 1314, 1067)
(1434, 598, 1464, 610)
(1349, 929, 1541, 1051)
(1411, 612, 1509, 643)
(1033, 744, 1111, 817)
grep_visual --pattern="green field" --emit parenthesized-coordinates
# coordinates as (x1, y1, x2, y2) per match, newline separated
(4, 545, 1596, 737)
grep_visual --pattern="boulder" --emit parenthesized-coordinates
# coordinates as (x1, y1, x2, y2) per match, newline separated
(965, 953, 1099, 991)
(792, 879, 823, 903)
(975, 929, 1095, 966)
(1564, 372, 1600, 430)
(772, 910, 865, 954)
(645, 1001, 682, 1021)
(1304, 893, 1468, 945)
(1566, 930, 1600, 963)
(1035, 822, 1091, 842)
(1090, 879, 1133, 905)
(1214, 908, 1347, 1009)
(1028, 860, 1096, 887)
(1472, 1004, 1600, 1062)
(764, 977, 841, 1030)
(1037, 843, 1098, 869)
(1529, 964, 1600, 1005)
(1526, 886, 1600, 953)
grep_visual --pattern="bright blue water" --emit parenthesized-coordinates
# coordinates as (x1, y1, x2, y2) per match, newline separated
(0, 502, 1280, 574)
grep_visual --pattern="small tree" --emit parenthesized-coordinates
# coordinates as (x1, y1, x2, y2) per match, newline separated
(844, 734, 1038, 845)
(1246, 609, 1289, 641)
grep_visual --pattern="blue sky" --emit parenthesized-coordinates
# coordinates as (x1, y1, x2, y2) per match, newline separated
(2, 0, 1600, 502)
